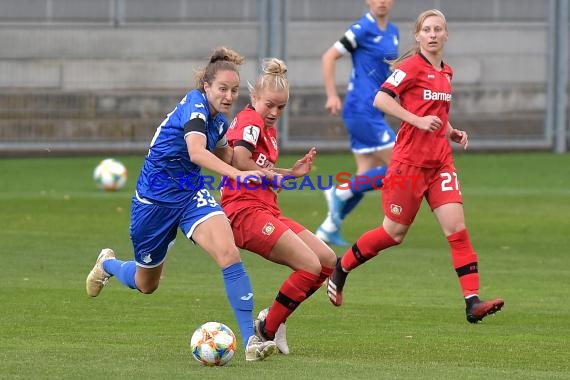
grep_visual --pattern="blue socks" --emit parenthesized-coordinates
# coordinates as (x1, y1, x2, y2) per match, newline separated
(351, 165, 387, 194)
(103, 259, 137, 289)
(341, 166, 386, 219)
(341, 193, 364, 219)
(102, 259, 254, 348)
(222, 262, 255, 349)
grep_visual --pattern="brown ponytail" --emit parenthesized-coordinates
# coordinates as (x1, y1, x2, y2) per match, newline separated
(194, 47, 245, 91)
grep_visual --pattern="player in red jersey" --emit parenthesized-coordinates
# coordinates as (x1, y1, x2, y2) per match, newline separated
(221, 58, 337, 352)
(326, 9, 504, 323)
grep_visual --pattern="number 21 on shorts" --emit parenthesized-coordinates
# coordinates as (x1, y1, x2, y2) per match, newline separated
(440, 172, 461, 194)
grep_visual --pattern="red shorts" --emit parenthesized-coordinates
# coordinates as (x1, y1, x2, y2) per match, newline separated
(227, 206, 305, 258)
(381, 161, 463, 225)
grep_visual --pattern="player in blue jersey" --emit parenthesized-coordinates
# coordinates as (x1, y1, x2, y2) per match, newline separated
(316, 0, 399, 246)
(85, 47, 277, 362)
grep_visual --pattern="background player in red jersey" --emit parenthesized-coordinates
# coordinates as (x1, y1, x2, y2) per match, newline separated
(221, 58, 337, 353)
(326, 9, 504, 324)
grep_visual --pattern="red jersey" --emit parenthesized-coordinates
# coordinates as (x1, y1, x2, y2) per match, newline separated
(380, 53, 453, 168)
(221, 105, 280, 214)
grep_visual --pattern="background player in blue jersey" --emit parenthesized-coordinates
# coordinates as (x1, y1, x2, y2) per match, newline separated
(85, 47, 277, 362)
(316, 0, 399, 246)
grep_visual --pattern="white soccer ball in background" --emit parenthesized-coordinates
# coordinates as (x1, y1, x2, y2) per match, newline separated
(93, 158, 128, 191)
(190, 322, 237, 366)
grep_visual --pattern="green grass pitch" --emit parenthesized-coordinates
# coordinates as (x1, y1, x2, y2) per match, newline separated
(1, 152, 569, 379)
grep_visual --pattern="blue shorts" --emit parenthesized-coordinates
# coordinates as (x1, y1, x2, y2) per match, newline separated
(129, 189, 225, 268)
(344, 117, 396, 154)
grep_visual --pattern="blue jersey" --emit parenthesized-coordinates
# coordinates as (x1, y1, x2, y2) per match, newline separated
(135, 89, 229, 206)
(335, 12, 399, 120)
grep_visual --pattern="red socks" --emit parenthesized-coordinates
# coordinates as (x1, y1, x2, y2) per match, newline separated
(334, 226, 480, 300)
(340, 226, 399, 272)
(265, 270, 320, 338)
(447, 229, 479, 298)
(306, 265, 333, 298)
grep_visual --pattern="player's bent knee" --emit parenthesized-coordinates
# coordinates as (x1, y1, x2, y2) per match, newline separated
(445, 223, 466, 236)
(317, 248, 337, 268)
(215, 246, 242, 268)
(298, 255, 322, 275)
(137, 281, 160, 294)
(305, 263, 322, 276)
(392, 234, 405, 244)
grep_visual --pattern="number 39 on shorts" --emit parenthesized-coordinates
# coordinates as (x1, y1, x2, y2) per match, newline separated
(440, 171, 461, 194)
(193, 189, 219, 207)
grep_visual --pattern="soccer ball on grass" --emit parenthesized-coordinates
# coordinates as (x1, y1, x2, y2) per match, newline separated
(190, 322, 237, 366)
(93, 158, 127, 191)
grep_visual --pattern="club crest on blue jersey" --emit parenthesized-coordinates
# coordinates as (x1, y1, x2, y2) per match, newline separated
(142, 253, 152, 264)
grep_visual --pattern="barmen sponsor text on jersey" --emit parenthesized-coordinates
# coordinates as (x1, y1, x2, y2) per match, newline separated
(423, 89, 452, 101)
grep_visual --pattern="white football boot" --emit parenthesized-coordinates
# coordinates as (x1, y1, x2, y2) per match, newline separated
(85, 248, 116, 297)
(245, 335, 277, 361)
(257, 308, 290, 354)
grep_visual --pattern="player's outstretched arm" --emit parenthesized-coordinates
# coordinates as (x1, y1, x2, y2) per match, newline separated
(213, 144, 234, 165)
(186, 134, 262, 183)
(271, 147, 317, 178)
